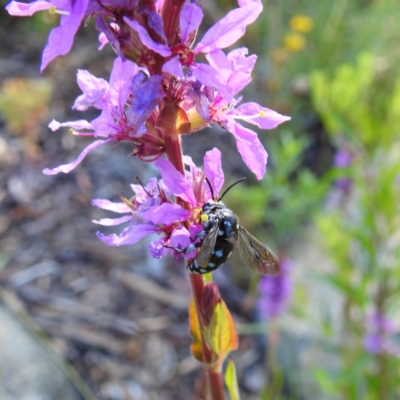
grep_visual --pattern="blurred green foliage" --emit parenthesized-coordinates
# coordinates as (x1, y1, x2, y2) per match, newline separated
(216, 0, 400, 399)
(227, 131, 330, 245)
(311, 51, 400, 399)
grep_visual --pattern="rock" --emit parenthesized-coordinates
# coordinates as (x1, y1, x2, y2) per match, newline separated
(0, 304, 83, 400)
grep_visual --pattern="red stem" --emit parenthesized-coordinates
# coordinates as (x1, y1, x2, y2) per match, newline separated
(164, 134, 225, 400)
(207, 370, 225, 399)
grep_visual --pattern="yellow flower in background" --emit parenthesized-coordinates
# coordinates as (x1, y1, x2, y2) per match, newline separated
(284, 33, 305, 52)
(289, 15, 314, 33)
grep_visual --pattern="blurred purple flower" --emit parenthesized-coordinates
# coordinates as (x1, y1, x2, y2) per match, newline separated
(257, 258, 292, 319)
(364, 312, 400, 357)
(333, 149, 353, 193)
(334, 149, 352, 168)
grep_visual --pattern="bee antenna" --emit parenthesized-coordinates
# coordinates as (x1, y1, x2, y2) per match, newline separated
(205, 177, 215, 200)
(218, 178, 246, 201)
(136, 176, 152, 197)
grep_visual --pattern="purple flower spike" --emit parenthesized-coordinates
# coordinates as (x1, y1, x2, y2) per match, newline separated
(257, 258, 292, 319)
(364, 312, 400, 356)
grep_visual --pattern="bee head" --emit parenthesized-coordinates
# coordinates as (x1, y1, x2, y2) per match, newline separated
(202, 200, 225, 214)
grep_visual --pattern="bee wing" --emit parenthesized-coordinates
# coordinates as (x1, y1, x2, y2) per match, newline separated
(237, 226, 280, 276)
(195, 221, 220, 268)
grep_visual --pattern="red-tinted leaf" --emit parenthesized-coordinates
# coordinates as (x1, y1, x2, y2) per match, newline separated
(189, 297, 205, 362)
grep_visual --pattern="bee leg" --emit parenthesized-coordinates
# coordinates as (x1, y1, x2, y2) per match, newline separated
(164, 241, 202, 254)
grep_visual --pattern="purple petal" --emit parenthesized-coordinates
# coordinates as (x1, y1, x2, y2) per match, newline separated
(207, 48, 257, 96)
(189, 223, 203, 240)
(42, 138, 112, 175)
(191, 63, 232, 101)
(92, 215, 132, 226)
(155, 0, 165, 11)
(96, 223, 157, 246)
(91, 108, 119, 138)
(123, 17, 171, 57)
(6, 0, 52, 16)
(194, 1, 262, 54)
(227, 47, 257, 73)
(41, 0, 88, 72)
(204, 148, 224, 199)
(154, 158, 196, 205)
(108, 57, 139, 108)
(73, 69, 109, 111)
(126, 72, 164, 136)
(180, 3, 203, 44)
(225, 118, 267, 180)
(162, 56, 184, 78)
(170, 227, 196, 259)
(98, 32, 108, 50)
(149, 238, 169, 259)
(130, 177, 159, 203)
(143, 9, 167, 42)
(48, 119, 93, 131)
(235, 102, 291, 129)
(95, 17, 122, 58)
(143, 203, 189, 225)
(91, 199, 132, 213)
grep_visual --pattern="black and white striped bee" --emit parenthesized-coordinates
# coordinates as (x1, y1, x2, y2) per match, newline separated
(175, 178, 280, 276)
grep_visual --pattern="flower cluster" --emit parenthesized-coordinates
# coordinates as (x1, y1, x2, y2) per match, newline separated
(93, 147, 225, 260)
(7, 0, 290, 180)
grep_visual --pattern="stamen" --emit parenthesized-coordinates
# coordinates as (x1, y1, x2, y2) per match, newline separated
(69, 129, 95, 137)
(229, 110, 264, 122)
(49, 6, 70, 16)
(136, 176, 152, 197)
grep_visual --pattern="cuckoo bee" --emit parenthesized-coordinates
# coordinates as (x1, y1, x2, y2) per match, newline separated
(174, 178, 280, 276)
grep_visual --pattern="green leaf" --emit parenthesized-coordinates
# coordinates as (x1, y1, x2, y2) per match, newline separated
(206, 300, 238, 370)
(313, 368, 338, 394)
(224, 359, 240, 400)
